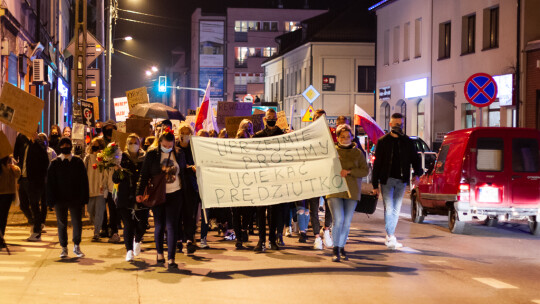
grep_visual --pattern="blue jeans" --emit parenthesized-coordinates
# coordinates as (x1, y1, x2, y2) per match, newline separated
(381, 177, 407, 236)
(328, 198, 357, 248)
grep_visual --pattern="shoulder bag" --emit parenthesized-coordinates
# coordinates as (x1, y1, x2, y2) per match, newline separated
(141, 152, 171, 208)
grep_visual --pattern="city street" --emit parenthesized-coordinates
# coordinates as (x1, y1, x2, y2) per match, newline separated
(1, 197, 539, 304)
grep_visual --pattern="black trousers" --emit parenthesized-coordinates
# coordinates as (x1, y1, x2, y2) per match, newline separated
(301, 198, 322, 235)
(102, 192, 120, 234)
(19, 178, 44, 234)
(0, 194, 14, 236)
(179, 192, 199, 243)
(118, 207, 147, 251)
(257, 204, 283, 243)
(232, 207, 254, 240)
(54, 204, 83, 247)
(153, 190, 182, 260)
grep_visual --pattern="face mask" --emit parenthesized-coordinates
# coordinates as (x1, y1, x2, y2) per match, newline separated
(50, 134, 59, 141)
(266, 119, 277, 127)
(60, 147, 72, 155)
(128, 144, 139, 153)
(143, 145, 149, 151)
(338, 136, 352, 146)
(91, 146, 99, 152)
(391, 124, 403, 135)
(103, 128, 113, 137)
(161, 146, 173, 153)
(95, 128, 102, 134)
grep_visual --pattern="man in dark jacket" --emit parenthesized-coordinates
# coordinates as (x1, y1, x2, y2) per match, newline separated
(47, 137, 89, 258)
(13, 133, 49, 241)
(372, 113, 423, 250)
(252, 109, 284, 252)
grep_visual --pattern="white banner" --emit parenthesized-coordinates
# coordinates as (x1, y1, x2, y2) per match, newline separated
(191, 117, 348, 208)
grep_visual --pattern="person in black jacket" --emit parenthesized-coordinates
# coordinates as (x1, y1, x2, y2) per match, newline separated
(47, 137, 89, 258)
(252, 109, 284, 252)
(372, 113, 423, 250)
(112, 134, 147, 262)
(136, 129, 187, 270)
(13, 133, 49, 241)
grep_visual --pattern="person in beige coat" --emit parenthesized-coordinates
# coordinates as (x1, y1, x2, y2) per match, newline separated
(83, 137, 107, 241)
(327, 124, 368, 262)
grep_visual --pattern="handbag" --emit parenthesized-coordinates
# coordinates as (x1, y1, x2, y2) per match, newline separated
(141, 152, 171, 208)
(355, 194, 378, 214)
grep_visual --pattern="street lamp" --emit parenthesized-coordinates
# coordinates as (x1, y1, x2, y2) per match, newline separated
(151, 66, 158, 72)
(124, 36, 133, 41)
(145, 70, 152, 76)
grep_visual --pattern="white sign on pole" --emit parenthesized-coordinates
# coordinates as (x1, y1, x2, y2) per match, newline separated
(190, 117, 348, 208)
(113, 97, 129, 122)
(301, 85, 320, 104)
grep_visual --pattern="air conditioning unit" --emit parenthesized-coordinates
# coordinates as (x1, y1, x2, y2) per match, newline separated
(33, 59, 45, 82)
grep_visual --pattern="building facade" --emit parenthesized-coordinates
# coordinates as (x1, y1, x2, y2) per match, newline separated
(372, 0, 540, 150)
(190, 7, 325, 110)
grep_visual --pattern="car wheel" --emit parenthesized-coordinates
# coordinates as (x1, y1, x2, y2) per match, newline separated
(410, 193, 424, 223)
(484, 217, 498, 227)
(448, 206, 466, 234)
(528, 216, 540, 236)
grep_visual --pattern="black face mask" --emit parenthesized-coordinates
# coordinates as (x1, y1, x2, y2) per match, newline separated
(103, 128, 113, 137)
(91, 146, 99, 152)
(60, 147, 72, 155)
(391, 125, 403, 135)
(50, 134, 60, 141)
(143, 145, 149, 151)
(95, 128, 102, 134)
(266, 119, 277, 127)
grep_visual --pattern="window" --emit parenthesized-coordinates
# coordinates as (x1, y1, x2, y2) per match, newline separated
(285, 21, 301, 32)
(512, 138, 540, 172)
(435, 145, 450, 174)
(483, 7, 499, 49)
(463, 103, 476, 128)
(235, 21, 248, 32)
(262, 47, 276, 57)
(438, 21, 451, 59)
(476, 137, 503, 172)
(235, 47, 248, 68)
(461, 14, 475, 54)
(380, 102, 390, 130)
(384, 29, 390, 65)
(393, 26, 400, 63)
(404, 22, 410, 61)
(397, 99, 407, 132)
(358, 66, 376, 93)
(417, 99, 425, 138)
(235, 21, 278, 32)
(414, 18, 422, 58)
(488, 101, 500, 127)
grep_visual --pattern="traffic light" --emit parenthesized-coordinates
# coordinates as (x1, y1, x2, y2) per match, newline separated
(158, 76, 167, 92)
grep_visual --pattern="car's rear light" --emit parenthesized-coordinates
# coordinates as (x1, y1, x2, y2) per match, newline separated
(458, 184, 470, 202)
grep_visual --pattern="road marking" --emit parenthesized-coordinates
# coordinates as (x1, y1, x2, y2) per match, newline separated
(0, 267, 31, 273)
(0, 276, 25, 281)
(473, 278, 518, 289)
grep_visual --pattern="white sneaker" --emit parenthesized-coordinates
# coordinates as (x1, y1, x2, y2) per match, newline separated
(313, 236, 323, 250)
(285, 226, 292, 237)
(27, 233, 41, 242)
(133, 241, 141, 256)
(200, 237, 209, 248)
(386, 235, 403, 250)
(73, 245, 85, 258)
(126, 250, 134, 261)
(323, 229, 333, 248)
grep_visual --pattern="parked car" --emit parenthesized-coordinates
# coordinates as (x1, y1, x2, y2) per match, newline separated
(410, 127, 540, 235)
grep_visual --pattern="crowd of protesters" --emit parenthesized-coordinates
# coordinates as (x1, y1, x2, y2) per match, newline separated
(0, 108, 421, 268)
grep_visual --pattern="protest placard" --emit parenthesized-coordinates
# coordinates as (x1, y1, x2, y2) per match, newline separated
(253, 108, 265, 115)
(276, 111, 289, 130)
(0, 130, 12, 159)
(81, 100, 95, 127)
(87, 97, 100, 121)
(72, 123, 85, 140)
(0, 83, 44, 138)
(252, 114, 264, 132)
(191, 117, 348, 208)
(126, 87, 149, 112)
(112, 130, 129, 151)
(225, 116, 251, 137)
(217, 102, 252, 129)
(113, 97, 129, 122)
(126, 117, 152, 138)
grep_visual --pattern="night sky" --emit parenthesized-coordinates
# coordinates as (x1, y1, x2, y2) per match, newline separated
(111, 0, 377, 100)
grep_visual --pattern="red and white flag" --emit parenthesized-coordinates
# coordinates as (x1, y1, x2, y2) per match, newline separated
(354, 104, 385, 144)
(195, 80, 218, 132)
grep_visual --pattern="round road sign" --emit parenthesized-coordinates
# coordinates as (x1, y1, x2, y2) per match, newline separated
(464, 73, 498, 107)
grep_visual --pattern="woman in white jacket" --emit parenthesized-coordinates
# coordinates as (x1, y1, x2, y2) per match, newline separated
(84, 137, 108, 241)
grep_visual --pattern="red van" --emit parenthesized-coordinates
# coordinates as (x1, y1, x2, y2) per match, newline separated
(411, 127, 540, 235)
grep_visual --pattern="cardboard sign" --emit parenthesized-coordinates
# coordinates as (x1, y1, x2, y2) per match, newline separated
(253, 108, 265, 115)
(0, 83, 44, 138)
(225, 116, 250, 137)
(112, 130, 129, 151)
(252, 114, 264, 133)
(87, 97, 100, 120)
(72, 123, 86, 140)
(0, 130, 12, 159)
(81, 100, 95, 127)
(217, 102, 253, 129)
(116, 121, 126, 133)
(126, 87, 149, 112)
(126, 117, 152, 138)
(276, 111, 289, 130)
(113, 97, 129, 122)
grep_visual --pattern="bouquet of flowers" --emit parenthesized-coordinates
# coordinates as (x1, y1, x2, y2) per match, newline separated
(93, 142, 122, 172)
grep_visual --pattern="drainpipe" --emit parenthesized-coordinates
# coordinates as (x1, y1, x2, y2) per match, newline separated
(515, 0, 521, 127)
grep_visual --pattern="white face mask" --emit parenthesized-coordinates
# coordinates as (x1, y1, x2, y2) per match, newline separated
(338, 134, 352, 146)
(128, 144, 139, 153)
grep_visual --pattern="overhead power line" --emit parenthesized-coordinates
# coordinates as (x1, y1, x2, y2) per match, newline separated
(117, 17, 184, 30)
(117, 8, 187, 22)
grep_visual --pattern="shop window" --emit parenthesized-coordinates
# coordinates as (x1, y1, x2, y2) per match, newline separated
(488, 101, 500, 127)
(417, 99, 425, 138)
(463, 103, 476, 128)
(380, 102, 391, 130)
(397, 99, 407, 132)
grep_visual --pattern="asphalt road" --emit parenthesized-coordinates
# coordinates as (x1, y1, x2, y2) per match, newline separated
(1, 197, 539, 304)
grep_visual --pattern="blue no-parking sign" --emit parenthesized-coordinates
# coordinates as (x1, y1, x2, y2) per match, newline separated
(464, 73, 498, 107)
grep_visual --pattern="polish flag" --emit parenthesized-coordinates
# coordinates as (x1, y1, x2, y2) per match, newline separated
(195, 80, 218, 132)
(354, 104, 385, 144)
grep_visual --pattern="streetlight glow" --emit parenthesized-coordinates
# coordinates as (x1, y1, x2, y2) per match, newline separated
(152, 66, 158, 72)
(124, 36, 133, 41)
(145, 70, 152, 76)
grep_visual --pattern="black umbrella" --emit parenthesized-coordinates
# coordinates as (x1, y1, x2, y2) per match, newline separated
(130, 103, 186, 121)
